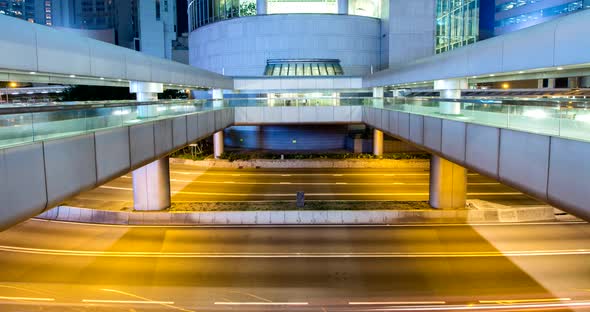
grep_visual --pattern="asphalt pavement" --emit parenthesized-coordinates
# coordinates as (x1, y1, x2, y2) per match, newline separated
(0, 220, 588, 311)
(66, 164, 541, 210)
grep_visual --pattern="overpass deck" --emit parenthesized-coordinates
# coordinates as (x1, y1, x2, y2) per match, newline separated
(1, 97, 590, 230)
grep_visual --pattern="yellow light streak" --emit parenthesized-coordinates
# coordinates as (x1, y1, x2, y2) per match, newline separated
(0, 296, 55, 301)
(479, 298, 571, 304)
(349, 301, 446, 305)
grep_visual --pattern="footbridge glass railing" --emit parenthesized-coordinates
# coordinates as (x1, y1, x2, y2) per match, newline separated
(380, 97, 590, 143)
(2, 96, 590, 150)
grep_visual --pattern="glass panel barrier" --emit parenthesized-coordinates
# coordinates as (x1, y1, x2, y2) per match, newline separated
(2, 97, 590, 150)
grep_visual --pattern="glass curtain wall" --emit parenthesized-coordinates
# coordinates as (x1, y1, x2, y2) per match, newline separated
(189, 0, 253, 30)
(189, 0, 380, 30)
(435, 0, 480, 54)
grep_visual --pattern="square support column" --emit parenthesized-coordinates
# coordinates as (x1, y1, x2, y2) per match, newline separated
(338, 0, 348, 14)
(435, 79, 467, 115)
(212, 89, 224, 108)
(429, 155, 467, 209)
(373, 87, 384, 108)
(133, 157, 171, 211)
(130, 81, 164, 118)
(256, 0, 267, 14)
(373, 129, 383, 156)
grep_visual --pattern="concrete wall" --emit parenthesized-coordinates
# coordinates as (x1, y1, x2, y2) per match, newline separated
(234, 106, 363, 124)
(388, 0, 435, 69)
(0, 108, 234, 230)
(233, 77, 363, 91)
(362, 106, 590, 221)
(0, 15, 231, 89)
(189, 14, 381, 77)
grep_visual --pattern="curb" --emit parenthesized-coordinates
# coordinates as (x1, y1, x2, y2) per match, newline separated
(35, 205, 556, 226)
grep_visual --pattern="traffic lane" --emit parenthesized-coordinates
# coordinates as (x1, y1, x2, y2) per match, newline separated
(2, 220, 589, 254)
(0, 250, 588, 309)
(99, 175, 523, 195)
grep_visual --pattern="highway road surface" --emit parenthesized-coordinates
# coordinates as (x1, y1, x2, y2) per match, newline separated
(0, 220, 588, 311)
(67, 164, 541, 210)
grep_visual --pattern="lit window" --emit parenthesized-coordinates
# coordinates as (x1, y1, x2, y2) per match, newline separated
(264, 59, 344, 76)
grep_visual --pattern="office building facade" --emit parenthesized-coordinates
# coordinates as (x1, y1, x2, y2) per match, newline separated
(494, 0, 590, 35)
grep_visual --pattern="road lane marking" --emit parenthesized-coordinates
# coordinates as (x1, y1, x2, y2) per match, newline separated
(97, 186, 520, 197)
(97, 288, 193, 312)
(82, 299, 175, 304)
(127, 175, 503, 186)
(0, 296, 55, 302)
(349, 301, 446, 305)
(0, 245, 588, 258)
(214, 302, 308, 305)
(479, 298, 571, 304)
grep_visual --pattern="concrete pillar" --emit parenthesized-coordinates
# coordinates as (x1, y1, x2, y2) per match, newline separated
(429, 155, 467, 209)
(547, 78, 556, 89)
(434, 79, 467, 115)
(214, 130, 224, 158)
(212, 88, 224, 108)
(133, 157, 171, 211)
(537, 79, 544, 89)
(338, 0, 348, 14)
(130, 81, 164, 118)
(581, 76, 590, 88)
(373, 86, 384, 108)
(373, 129, 383, 156)
(568, 77, 580, 89)
(256, 0, 266, 14)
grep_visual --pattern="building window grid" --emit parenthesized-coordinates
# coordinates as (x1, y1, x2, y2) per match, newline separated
(264, 60, 344, 77)
(435, 0, 479, 54)
(495, 1, 587, 28)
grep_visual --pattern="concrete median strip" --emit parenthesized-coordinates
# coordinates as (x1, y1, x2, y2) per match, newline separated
(36, 204, 556, 226)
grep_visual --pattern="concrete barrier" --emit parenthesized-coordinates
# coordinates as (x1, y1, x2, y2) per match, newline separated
(36, 204, 557, 226)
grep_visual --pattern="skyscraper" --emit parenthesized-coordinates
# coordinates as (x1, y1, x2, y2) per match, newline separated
(494, 0, 590, 36)
(0, 0, 50, 25)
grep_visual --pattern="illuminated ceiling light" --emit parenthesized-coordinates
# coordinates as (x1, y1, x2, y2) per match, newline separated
(29, 71, 36, 75)
(99, 77, 105, 80)
(117, 79, 122, 82)
(8, 82, 17, 88)
(557, 67, 564, 70)
(69, 74, 76, 78)
(472, 76, 477, 78)
(489, 74, 495, 77)
(502, 83, 510, 89)
(518, 71, 525, 74)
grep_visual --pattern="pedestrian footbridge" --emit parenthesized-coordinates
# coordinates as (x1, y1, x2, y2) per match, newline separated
(1, 98, 590, 230)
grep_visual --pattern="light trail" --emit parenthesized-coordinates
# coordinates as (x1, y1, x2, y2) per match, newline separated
(349, 301, 446, 305)
(0, 296, 55, 302)
(0, 245, 588, 258)
(214, 301, 308, 305)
